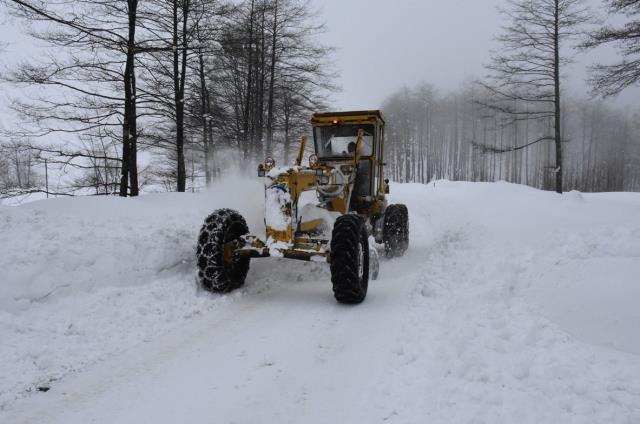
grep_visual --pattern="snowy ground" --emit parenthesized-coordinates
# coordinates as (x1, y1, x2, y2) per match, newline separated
(1, 179, 639, 423)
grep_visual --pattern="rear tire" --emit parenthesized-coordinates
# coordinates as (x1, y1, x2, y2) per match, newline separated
(196, 209, 250, 293)
(383, 204, 409, 257)
(330, 215, 369, 304)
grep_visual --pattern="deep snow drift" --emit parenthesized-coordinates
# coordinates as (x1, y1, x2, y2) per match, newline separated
(1, 179, 639, 423)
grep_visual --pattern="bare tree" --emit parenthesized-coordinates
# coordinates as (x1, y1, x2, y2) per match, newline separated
(583, 0, 640, 96)
(476, 0, 591, 193)
(3, 0, 142, 196)
(199, 0, 333, 165)
(136, 0, 237, 191)
(1, 0, 335, 195)
(186, 2, 234, 186)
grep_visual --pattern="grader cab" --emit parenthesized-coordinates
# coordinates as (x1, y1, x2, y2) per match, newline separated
(196, 111, 409, 304)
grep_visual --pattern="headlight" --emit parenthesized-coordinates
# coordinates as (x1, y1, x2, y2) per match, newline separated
(265, 157, 276, 169)
(309, 154, 319, 168)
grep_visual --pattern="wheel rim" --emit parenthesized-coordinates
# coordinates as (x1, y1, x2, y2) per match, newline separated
(225, 221, 246, 273)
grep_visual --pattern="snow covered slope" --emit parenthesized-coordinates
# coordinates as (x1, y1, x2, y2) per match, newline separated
(1, 180, 639, 423)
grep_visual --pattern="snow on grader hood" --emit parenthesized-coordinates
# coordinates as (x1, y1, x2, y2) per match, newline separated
(196, 111, 410, 304)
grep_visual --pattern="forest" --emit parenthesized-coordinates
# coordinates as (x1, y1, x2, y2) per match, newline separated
(0, 0, 639, 197)
(383, 83, 640, 192)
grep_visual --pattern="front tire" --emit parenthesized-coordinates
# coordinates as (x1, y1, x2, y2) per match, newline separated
(330, 215, 369, 304)
(196, 209, 250, 293)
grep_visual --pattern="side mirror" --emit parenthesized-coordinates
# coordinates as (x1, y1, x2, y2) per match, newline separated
(384, 179, 390, 194)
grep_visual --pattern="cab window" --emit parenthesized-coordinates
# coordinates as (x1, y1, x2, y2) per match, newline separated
(314, 124, 374, 158)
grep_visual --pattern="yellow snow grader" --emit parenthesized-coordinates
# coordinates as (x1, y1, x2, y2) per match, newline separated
(196, 110, 409, 303)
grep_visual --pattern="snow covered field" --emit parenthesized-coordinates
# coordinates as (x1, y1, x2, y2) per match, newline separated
(1, 179, 639, 423)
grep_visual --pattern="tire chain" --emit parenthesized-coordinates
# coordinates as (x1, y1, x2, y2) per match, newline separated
(330, 214, 369, 303)
(196, 209, 249, 292)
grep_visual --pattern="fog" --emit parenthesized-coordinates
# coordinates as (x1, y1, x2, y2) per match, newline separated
(316, 0, 640, 110)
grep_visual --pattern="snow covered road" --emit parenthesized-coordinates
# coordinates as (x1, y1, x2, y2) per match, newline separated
(1, 180, 639, 423)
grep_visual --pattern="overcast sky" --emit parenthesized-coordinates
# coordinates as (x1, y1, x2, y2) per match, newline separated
(315, 0, 640, 110)
(0, 0, 638, 118)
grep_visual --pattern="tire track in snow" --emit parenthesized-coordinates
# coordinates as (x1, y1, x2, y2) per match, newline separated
(1, 239, 432, 424)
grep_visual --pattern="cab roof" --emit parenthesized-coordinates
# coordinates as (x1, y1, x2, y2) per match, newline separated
(311, 110, 385, 126)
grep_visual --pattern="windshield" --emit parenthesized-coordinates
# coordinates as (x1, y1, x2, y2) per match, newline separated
(314, 124, 374, 158)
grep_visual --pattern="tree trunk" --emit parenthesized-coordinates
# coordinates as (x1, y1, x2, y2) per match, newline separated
(120, 0, 138, 197)
(174, 0, 189, 192)
(553, 0, 563, 194)
(265, 0, 278, 158)
(198, 51, 213, 186)
(129, 44, 139, 196)
(243, 0, 255, 160)
(254, 4, 267, 160)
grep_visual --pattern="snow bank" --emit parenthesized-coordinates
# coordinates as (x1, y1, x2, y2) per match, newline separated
(0, 177, 269, 406)
(0, 178, 265, 312)
(394, 181, 640, 356)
